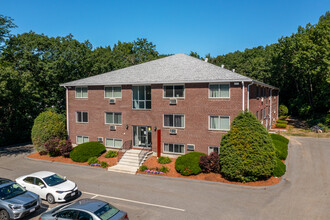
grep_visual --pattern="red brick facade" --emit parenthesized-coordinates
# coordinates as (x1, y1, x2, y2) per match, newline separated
(67, 82, 278, 156)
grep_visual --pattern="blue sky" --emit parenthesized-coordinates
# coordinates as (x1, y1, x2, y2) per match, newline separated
(1, 0, 329, 56)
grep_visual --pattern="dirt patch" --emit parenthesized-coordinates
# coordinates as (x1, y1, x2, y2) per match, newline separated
(137, 156, 281, 186)
(27, 152, 118, 169)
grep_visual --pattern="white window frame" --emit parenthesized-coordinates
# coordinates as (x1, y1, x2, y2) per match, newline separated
(76, 111, 88, 123)
(105, 112, 122, 125)
(163, 143, 185, 154)
(75, 87, 88, 98)
(208, 115, 230, 131)
(105, 138, 123, 148)
(208, 83, 230, 99)
(104, 86, 122, 98)
(163, 114, 185, 128)
(132, 85, 151, 110)
(162, 84, 185, 99)
(76, 136, 89, 144)
(208, 146, 220, 155)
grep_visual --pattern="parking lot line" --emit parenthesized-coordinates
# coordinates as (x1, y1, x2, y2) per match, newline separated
(82, 191, 185, 212)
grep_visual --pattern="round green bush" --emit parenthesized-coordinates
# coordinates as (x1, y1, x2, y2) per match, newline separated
(157, 156, 172, 164)
(279, 105, 288, 117)
(139, 165, 148, 171)
(175, 152, 205, 176)
(272, 140, 288, 160)
(275, 123, 287, 128)
(159, 166, 169, 173)
(31, 111, 66, 153)
(101, 161, 109, 168)
(70, 142, 106, 162)
(105, 150, 118, 158)
(87, 156, 99, 165)
(272, 158, 286, 177)
(219, 111, 276, 182)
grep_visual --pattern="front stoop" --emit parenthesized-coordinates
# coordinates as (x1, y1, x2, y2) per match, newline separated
(108, 149, 152, 174)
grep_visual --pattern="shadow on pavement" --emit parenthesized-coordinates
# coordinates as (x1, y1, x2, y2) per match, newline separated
(0, 143, 34, 157)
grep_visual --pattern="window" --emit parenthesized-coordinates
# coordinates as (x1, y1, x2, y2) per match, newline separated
(209, 84, 230, 98)
(208, 146, 220, 155)
(105, 138, 123, 148)
(23, 177, 34, 184)
(256, 111, 259, 120)
(163, 85, 184, 98)
(164, 143, 184, 154)
(35, 178, 44, 186)
(209, 116, 230, 130)
(164, 114, 184, 128)
(75, 87, 88, 98)
(260, 109, 263, 120)
(57, 210, 78, 219)
(77, 211, 93, 220)
(76, 111, 88, 123)
(105, 86, 121, 98)
(256, 86, 259, 98)
(77, 136, 89, 144)
(105, 112, 122, 125)
(133, 86, 151, 109)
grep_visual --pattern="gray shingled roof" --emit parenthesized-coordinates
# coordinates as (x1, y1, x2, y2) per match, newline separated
(60, 53, 275, 87)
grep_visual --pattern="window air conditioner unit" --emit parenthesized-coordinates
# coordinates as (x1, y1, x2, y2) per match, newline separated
(187, 144, 195, 151)
(169, 129, 177, 135)
(169, 99, 177, 105)
(109, 98, 116, 104)
(261, 97, 264, 102)
(110, 125, 116, 131)
(97, 137, 103, 143)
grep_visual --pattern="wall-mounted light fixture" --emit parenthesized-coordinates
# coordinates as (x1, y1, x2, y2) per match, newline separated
(154, 126, 157, 131)
(126, 124, 129, 130)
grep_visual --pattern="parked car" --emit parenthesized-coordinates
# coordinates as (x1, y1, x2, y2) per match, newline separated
(0, 177, 40, 220)
(39, 198, 128, 220)
(16, 171, 78, 204)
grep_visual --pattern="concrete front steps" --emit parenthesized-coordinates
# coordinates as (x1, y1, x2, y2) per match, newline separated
(108, 149, 152, 174)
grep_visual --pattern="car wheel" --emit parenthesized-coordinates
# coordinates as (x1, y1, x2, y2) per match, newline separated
(46, 194, 55, 204)
(0, 210, 9, 220)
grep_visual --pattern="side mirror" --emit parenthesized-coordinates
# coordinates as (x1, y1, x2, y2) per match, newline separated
(40, 185, 45, 189)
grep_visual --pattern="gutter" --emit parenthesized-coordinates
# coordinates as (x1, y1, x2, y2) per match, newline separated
(247, 81, 254, 111)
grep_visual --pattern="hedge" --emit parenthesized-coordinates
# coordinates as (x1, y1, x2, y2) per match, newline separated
(219, 111, 276, 182)
(276, 120, 288, 124)
(175, 152, 205, 176)
(272, 158, 286, 177)
(275, 123, 287, 128)
(70, 142, 106, 162)
(270, 134, 289, 145)
(271, 134, 289, 160)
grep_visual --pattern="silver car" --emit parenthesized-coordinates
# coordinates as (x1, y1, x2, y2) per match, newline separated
(40, 199, 128, 220)
(0, 178, 40, 220)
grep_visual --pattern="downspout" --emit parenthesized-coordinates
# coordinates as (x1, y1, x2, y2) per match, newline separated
(270, 88, 273, 129)
(277, 90, 279, 120)
(242, 81, 245, 111)
(64, 86, 69, 138)
(247, 81, 254, 111)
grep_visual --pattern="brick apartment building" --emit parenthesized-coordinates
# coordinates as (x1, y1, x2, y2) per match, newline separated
(61, 53, 279, 157)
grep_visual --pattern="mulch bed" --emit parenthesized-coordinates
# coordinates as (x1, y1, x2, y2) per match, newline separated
(137, 156, 281, 186)
(27, 152, 118, 169)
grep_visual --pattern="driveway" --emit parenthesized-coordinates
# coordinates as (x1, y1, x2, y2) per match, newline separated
(0, 137, 329, 220)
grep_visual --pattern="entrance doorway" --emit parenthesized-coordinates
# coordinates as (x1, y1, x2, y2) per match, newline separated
(133, 126, 152, 148)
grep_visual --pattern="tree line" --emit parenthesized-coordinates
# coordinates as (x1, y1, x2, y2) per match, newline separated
(0, 12, 329, 146)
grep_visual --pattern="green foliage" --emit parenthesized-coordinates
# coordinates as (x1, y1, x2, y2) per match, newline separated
(0, 14, 17, 44)
(157, 156, 172, 164)
(139, 165, 148, 171)
(105, 150, 117, 158)
(270, 134, 289, 145)
(159, 166, 169, 173)
(87, 157, 99, 165)
(276, 120, 288, 124)
(31, 111, 66, 153)
(279, 105, 289, 117)
(70, 142, 106, 162)
(175, 152, 206, 176)
(219, 111, 276, 182)
(275, 123, 287, 128)
(271, 134, 289, 160)
(326, 114, 330, 127)
(272, 158, 286, 177)
(101, 161, 109, 168)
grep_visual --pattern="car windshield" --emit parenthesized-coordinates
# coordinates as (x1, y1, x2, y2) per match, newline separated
(94, 204, 119, 220)
(43, 174, 66, 186)
(0, 183, 26, 200)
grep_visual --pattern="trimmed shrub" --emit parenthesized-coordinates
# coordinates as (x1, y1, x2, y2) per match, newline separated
(272, 158, 286, 177)
(31, 111, 66, 153)
(159, 166, 169, 173)
(275, 123, 287, 128)
(70, 142, 106, 162)
(175, 152, 205, 176)
(276, 120, 288, 124)
(270, 134, 289, 145)
(273, 140, 288, 160)
(140, 165, 148, 171)
(199, 152, 220, 173)
(101, 161, 109, 168)
(105, 150, 117, 158)
(157, 156, 172, 164)
(219, 111, 276, 182)
(279, 105, 288, 117)
(58, 139, 73, 157)
(88, 157, 99, 165)
(44, 138, 72, 157)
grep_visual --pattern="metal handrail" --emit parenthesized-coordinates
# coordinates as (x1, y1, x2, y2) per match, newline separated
(117, 140, 132, 161)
